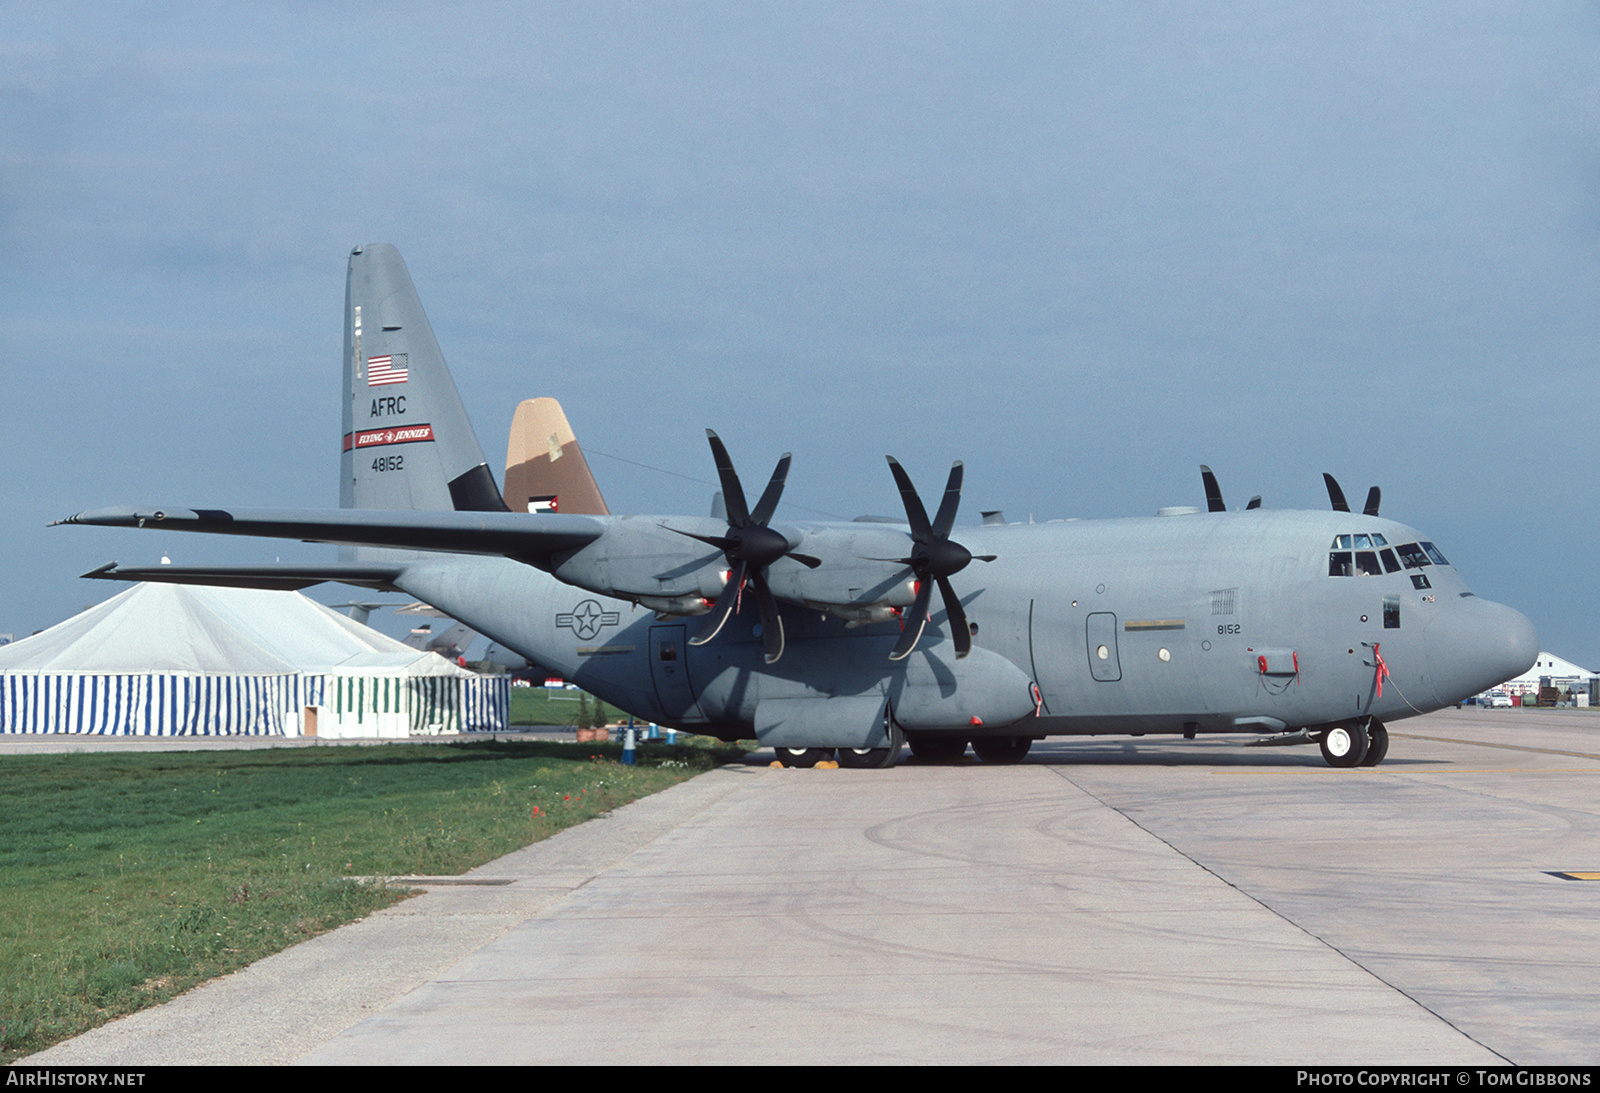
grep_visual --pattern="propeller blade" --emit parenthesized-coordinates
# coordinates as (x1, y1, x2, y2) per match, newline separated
(749, 453, 792, 526)
(752, 577, 786, 664)
(1363, 486, 1381, 517)
(690, 561, 746, 646)
(885, 457, 932, 540)
(705, 431, 750, 528)
(937, 576, 971, 658)
(664, 526, 735, 553)
(1323, 473, 1350, 513)
(1200, 465, 1225, 513)
(1245, 496, 1261, 510)
(889, 581, 933, 662)
(931, 462, 964, 537)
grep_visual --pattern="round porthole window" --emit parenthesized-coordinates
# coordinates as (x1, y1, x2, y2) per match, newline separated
(1096, 645, 1109, 660)
(1158, 648, 1171, 662)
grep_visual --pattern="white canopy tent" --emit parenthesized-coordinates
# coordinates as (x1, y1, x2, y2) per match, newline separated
(0, 583, 506, 737)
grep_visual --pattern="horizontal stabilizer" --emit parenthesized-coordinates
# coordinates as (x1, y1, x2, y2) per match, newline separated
(79, 560, 407, 592)
(58, 507, 606, 562)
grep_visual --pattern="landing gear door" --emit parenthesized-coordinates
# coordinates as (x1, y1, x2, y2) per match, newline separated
(648, 625, 706, 722)
(1086, 612, 1122, 682)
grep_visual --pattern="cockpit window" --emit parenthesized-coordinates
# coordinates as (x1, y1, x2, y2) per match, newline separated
(1395, 542, 1431, 570)
(1329, 535, 1443, 577)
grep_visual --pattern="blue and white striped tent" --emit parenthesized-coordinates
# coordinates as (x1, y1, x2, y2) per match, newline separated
(0, 583, 507, 737)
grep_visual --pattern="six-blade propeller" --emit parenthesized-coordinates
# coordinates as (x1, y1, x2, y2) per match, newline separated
(882, 457, 996, 662)
(678, 430, 819, 664)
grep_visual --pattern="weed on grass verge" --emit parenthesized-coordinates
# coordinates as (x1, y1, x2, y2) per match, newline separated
(0, 736, 743, 1062)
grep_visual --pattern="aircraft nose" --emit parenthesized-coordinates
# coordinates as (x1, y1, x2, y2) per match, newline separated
(1424, 597, 1538, 706)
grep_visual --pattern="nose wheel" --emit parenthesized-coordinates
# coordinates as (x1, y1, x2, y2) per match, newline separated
(1319, 722, 1370, 767)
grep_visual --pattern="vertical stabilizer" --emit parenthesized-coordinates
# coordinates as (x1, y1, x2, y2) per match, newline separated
(340, 244, 508, 514)
(503, 397, 610, 515)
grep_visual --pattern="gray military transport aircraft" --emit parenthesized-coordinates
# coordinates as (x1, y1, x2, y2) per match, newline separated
(58, 244, 1539, 768)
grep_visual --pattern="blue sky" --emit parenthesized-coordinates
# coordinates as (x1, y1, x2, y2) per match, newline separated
(4, 2, 1597, 664)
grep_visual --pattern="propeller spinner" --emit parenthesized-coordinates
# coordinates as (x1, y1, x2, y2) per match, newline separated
(884, 457, 995, 662)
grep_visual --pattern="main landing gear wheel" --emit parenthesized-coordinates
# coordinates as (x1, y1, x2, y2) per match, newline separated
(836, 746, 897, 769)
(1359, 720, 1389, 767)
(971, 736, 1032, 765)
(774, 747, 833, 768)
(1319, 723, 1369, 768)
(906, 733, 968, 764)
(837, 716, 904, 769)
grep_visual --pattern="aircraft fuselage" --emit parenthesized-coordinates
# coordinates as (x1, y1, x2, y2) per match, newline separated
(390, 507, 1536, 748)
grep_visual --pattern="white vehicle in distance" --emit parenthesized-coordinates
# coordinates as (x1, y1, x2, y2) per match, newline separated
(1480, 689, 1514, 708)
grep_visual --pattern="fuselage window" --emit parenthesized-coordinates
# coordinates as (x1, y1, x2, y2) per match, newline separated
(1411, 573, 1431, 590)
(1384, 594, 1400, 628)
(1355, 551, 1382, 576)
(1379, 548, 1400, 573)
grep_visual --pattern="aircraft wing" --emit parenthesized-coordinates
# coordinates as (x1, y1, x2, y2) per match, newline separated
(56, 507, 606, 563)
(78, 560, 409, 591)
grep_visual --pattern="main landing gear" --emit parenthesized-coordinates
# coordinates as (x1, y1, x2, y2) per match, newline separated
(1317, 718, 1388, 768)
(772, 745, 901, 769)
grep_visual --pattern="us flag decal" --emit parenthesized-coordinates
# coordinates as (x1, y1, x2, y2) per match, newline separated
(367, 354, 409, 386)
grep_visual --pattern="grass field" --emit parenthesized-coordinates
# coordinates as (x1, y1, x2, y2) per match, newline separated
(506, 685, 622, 727)
(0, 736, 742, 1062)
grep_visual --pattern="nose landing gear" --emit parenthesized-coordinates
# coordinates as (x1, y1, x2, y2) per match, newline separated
(1318, 718, 1388, 767)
